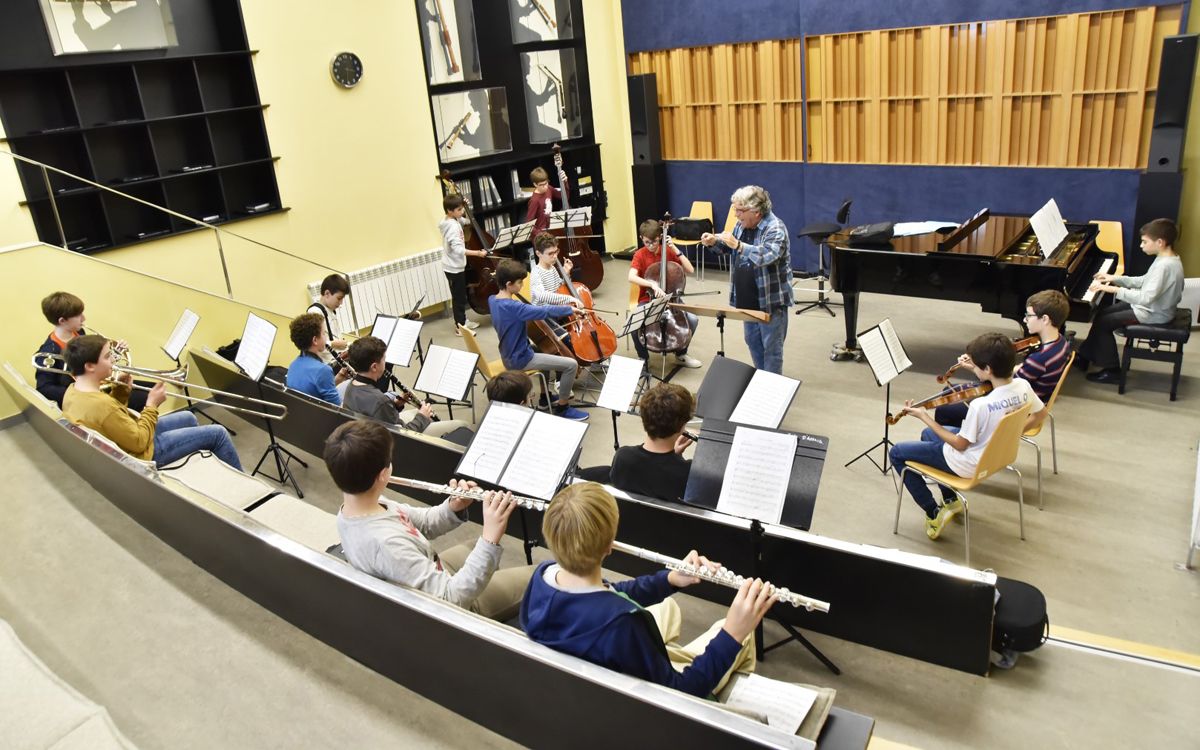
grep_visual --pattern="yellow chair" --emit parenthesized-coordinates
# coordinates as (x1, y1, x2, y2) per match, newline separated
(457, 324, 551, 412)
(1089, 220, 1125, 276)
(893, 402, 1033, 567)
(722, 203, 737, 234)
(1020, 351, 1075, 510)
(672, 200, 715, 278)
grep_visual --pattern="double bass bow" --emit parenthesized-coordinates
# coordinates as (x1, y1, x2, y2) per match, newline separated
(640, 213, 695, 355)
(551, 144, 604, 290)
(437, 171, 498, 316)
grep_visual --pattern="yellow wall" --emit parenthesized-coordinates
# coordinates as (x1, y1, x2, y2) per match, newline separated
(1178, 10, 1200, 273)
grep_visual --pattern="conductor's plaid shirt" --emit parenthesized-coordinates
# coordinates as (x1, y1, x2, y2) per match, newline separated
(724, 211, 794, 312)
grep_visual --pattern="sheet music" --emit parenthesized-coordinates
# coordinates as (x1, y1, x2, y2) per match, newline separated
(548, 208, 591, 230)
(458, 404, 534, 485)
(385, 318, 423, 367)
(716, 426, 796, 524)
(723, 674, 819, 735)
(728, 370, 800, 428)
(235, 313, 276, 382)
(858, 327, 899, 385)
(370, 314, 398, 348)
(162, 308, 199, 361)
(499, 411, 589, 500)
(892, 220, 959, 237)
(415, 345, 478, 400)
(878, 318, 912, 372)
(596, 355, 644, 413)
(1029, 198, 1068, 259)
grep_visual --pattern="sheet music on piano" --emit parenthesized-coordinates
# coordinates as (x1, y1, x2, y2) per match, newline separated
(1029, 199, 1069, 259)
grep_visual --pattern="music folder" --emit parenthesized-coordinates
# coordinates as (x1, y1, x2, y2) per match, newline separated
(695, 356, 801, 429)
(456, 402, 589, 500)
(683, 418, 828, 530)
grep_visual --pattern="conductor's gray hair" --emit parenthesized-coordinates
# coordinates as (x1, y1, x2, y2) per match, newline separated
(731, 185, 771, 215)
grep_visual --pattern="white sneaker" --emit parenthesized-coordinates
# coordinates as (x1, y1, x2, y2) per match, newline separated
(463, 320, 480, 331)
(674, 354, 703, 369)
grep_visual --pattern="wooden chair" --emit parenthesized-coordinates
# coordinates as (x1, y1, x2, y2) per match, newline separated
(1020, 351, 1075, 510)
(457, 324, 550, 412)
(1089, 220, 1125, 276)
(672, 200, 715, 278)
(893, 402, 1033, 567)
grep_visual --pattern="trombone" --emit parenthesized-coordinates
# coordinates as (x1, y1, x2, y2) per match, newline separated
(31, 352, 288, 421)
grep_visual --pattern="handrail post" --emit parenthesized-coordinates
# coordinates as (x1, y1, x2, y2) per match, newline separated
(213, 228, 234, 298)
(41, 166, 68, 249)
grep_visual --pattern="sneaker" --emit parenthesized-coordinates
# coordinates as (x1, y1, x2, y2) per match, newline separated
(464, 320, 480, 331)
(925, 506, 953, 540)
(674, 354, 703, 369)
(942, 497, 965, 523)
(554, 405, 589, 421)
(454, 328, 462, 337)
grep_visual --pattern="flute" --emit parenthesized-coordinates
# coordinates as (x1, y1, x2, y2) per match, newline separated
(610, 541, 831, 613)
(385, 477, 830, 613)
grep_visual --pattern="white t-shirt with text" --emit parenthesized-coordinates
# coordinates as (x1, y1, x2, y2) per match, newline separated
(943, 378, 1043, 477)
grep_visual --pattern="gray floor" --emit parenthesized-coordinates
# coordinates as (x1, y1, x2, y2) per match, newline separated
(2, 257, 1198, 749)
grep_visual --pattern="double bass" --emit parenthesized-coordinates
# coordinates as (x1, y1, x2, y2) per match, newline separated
(551, 255, 616, 363)
(550, 145, 604, 290)
(437, 171, 498, 315)
(640, 214, 695, 355)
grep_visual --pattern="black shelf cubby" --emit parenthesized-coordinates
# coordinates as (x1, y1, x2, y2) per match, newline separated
(135, 60, 204, 119)
(30, 193, 111, 252)
(85, 125, 158, 185)
(103, 182, 171, 242)
(150, 118, 216, 174)
(165, 172, 226, 230)
(68, 66, 144, 127)
(220, 162, 280, 217)
(196, 56, 258, 110)
(208, 108, 269, 165)
(0, 70, 77, 136)
(13, 133, 94, 200)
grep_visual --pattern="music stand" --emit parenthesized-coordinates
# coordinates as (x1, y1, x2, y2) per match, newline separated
(793, 199, 851, 318)
(668, 301, 769, 359)
(618, 295, 678, 382)
(160, 308, 234, 433)
(236, 313, 307, 497)
(845, 318, 911, 475)
(595, 354, 650, 450)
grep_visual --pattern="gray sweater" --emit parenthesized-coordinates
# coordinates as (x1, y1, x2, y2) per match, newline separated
(337, 498, 502, 610)
(341, 381, 431, 433)
(1114, 254, 1184, 324)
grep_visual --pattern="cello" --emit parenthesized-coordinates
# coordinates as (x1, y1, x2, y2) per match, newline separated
(640, 214, 695, 355)
(437, 171, 498, 315)
(551, 254, 617, 363)
(550, 145, 605, 290)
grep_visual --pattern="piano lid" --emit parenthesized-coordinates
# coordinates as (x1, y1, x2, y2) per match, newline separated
(830, 212, 1034, 259)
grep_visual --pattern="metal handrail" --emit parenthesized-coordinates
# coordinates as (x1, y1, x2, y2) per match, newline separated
(0, 148, 360, 328)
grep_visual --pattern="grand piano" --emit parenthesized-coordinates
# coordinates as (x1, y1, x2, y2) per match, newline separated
(826, 209, 1117, 359)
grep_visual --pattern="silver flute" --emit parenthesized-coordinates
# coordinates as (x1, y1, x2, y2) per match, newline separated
(386, 477, 830, 613)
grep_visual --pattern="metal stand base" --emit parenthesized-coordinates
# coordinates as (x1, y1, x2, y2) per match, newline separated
(250, 393, 307, 496)
(758, 622, 842, 675)
(830, 342, 864, 362)
(794, 241, 842, 318)
(845, 382, 894, 475)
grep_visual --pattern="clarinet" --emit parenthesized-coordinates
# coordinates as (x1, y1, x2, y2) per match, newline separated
(610, 541, 831, 613)
(385, 476, 829, 613)
(385, 372, 440, 422)
(325, 344, 355, 377)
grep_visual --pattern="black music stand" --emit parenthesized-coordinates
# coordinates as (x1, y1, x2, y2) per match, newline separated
(845, 319, 910, 475)
(794, 199, 851, 318)
(251, 377, 307, 497)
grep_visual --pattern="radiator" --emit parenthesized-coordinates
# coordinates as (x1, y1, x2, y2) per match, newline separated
(307, 248, 450, 332)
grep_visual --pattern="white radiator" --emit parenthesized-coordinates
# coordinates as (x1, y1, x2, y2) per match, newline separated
(308, 248, 450, 332)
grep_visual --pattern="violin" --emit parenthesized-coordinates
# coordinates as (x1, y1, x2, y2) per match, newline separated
(640, 213, 695, 355)
(886, 382, 993, 425)
(551, 145, 604, 290)
(437, 170, 499, 316)
(552, 256, 616, 363)
(935, 335, 1041, 384)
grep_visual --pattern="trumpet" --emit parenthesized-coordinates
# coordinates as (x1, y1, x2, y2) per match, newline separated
(386, 476, 830, 613)
(30, 353, 288, 421)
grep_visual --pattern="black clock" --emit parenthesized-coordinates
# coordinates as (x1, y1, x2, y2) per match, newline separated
(330, 52, 363, 88)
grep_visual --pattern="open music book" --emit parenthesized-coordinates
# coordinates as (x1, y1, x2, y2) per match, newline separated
(596, 355, 645, 413)
(162, 308, 199, 362)
(715, 426, 797, 524)
(695, 356, 801, 429)
(414, 344, 478, 402)
(235, 312, 276, 382)
(723, 674, 821, 736)
(857, 318, 911, 386)
(457, 402, 588, 500)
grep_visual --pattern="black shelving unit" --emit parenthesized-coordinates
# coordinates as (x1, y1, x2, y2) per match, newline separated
(0, 0, 282, 254)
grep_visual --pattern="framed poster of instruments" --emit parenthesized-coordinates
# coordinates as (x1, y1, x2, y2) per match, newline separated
(432, 87, 512, 163)
(508, 0, 573, 43)
(520, 49, 582, 143)
(415, 0, 481, 85)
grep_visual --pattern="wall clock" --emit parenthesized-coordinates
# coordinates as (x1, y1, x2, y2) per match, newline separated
(330, 52, 363, 88)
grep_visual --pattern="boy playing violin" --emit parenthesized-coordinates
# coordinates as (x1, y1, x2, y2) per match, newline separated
(889, 332, 1046, 540)
(628, 220, 701, 369)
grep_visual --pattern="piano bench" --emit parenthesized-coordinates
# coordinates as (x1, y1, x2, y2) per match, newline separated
(1117, 308, 1193, 401)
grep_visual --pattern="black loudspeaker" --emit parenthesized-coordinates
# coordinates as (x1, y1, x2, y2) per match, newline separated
(632, 163, 668, 230)
(1129, 171, 1183, 275)
(628, 74, 661, 165)
(1146, 34, 1197, 173)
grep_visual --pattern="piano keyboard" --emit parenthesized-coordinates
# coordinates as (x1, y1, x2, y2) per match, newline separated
(1081, 258, 1115, 303)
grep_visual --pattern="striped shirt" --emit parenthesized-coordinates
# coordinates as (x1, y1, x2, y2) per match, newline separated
(1015, 335, 1070, 401)
(530, 264, 575, 306)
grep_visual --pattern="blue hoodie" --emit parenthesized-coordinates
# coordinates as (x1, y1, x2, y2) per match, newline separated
(488, 296, 573, 370)
(519, 560, 742, 698)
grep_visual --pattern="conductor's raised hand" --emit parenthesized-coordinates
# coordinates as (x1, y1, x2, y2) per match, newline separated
(481, 489, 517, 544)
(700, 232, 717, 247)
(722, 578, 778, 642)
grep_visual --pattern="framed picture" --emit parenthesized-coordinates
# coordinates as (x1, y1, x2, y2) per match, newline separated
(39, 0, 178, 56)
(508, 0, 573, 44)
(521, 49, 582, 143)
(415, 0, 482, 85)
(433, 87, 512, 163)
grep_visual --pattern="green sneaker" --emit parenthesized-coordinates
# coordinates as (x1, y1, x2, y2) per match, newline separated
(925, 506, 952, 540)
(942, 497, 965, 523)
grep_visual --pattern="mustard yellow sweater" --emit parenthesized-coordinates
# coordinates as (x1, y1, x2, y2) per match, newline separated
(62, 383, 159, 460)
